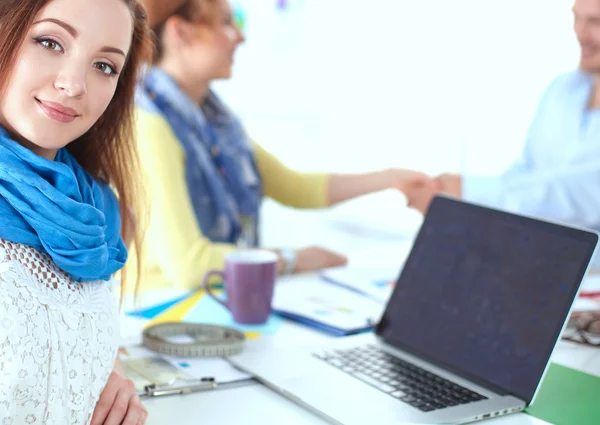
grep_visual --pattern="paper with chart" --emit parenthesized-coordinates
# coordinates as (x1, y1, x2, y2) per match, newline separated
(320, 266, 399, 304)
(273, 275, 385, 332)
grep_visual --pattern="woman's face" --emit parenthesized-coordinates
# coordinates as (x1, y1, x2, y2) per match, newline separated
(183, 0, 245, 81)
(0, 0, 133, 159)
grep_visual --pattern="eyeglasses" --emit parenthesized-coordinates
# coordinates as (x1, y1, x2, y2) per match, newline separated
(561, 311, 600, 347)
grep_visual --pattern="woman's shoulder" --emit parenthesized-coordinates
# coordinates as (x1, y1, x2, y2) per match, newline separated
(134, 85, 160, 113)
(0, 239, 118, 312)
(133, 85, 173, 133)
(134, 106, 185, 159)
(0, 238, 64, 281)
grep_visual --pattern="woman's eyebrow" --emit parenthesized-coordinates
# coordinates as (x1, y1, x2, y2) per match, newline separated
(33, 18, 126, 57)
(33, 18, 78, 38)
(100, 46, 126, 57)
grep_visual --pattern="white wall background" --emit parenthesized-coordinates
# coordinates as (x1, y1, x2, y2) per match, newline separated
(212, 0, 581, 249)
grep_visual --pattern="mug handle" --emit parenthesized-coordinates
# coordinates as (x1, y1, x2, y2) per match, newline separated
(201, 270, 228, 310)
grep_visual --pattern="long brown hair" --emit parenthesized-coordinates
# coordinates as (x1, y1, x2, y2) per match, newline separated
(0, 0, 153, 296)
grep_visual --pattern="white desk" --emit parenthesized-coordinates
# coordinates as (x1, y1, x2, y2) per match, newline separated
(135, 207, 600, 425)
(141, 315, 599, 425)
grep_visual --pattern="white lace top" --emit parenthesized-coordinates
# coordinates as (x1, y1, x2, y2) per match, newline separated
(0, 239, 120, 425)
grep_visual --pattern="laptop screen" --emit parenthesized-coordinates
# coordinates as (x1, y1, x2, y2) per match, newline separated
(376, 196, 597, 404)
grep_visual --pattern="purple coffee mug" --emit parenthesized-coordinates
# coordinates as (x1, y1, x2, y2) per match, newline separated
(201, 250, 278, 324)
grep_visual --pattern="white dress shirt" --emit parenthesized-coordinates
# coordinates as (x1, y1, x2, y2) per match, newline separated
(464, 70, 600, 267)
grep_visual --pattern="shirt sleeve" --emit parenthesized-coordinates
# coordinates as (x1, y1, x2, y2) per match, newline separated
(136, 109, 236, 291)
(464, 159, 600, 230)
(253, 141, 331, 208)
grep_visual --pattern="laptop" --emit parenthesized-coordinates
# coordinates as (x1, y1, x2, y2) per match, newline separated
(229, 196, 598, 425)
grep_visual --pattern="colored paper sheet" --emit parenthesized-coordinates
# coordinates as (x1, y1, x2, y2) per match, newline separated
(526, 363, 600, 425)
(126, 292, 193, 319)
(147, 290, 205, 327)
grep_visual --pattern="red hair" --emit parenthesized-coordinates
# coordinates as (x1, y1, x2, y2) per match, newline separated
(143, 0, 221, 63)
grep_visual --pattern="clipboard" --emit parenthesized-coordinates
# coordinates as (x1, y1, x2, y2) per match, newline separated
(120, 345, 253, 398)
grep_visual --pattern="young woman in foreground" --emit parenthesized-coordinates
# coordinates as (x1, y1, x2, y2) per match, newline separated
(0, 0, 151, 423)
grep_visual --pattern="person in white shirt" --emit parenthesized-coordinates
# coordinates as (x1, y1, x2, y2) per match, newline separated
(0, 0, 152, 424)
(406, 0, 600, 267)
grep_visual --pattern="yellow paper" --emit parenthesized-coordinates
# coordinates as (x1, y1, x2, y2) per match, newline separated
(146, 290, 204, 327)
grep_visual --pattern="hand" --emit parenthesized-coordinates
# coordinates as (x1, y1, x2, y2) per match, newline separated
(405, 172, 463, 214)
(387, 168, 437, 195)
(405, 183, 438, 215)
(436, 173, 462, 198)
(295, 246, 348, 273)
(402, 170, 440, 214)
(91, 368, 148, 425)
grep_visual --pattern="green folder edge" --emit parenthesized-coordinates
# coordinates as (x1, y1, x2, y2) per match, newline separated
(525, 363, 600, 425)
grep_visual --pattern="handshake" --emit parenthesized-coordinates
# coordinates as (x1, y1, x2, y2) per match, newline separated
(388, 169, 462, 214)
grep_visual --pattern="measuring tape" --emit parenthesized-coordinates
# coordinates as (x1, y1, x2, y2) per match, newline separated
(142, 322, 245, 357)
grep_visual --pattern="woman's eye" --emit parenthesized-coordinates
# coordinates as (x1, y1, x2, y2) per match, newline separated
(36, 38, 63, 52)
(94, 62, 117, 76)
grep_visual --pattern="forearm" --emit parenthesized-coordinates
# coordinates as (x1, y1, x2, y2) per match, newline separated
(327, 170, 393, 206)
(255, 142, 329, 208)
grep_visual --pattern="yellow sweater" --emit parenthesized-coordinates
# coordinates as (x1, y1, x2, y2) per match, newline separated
(134, 108, 329, 292)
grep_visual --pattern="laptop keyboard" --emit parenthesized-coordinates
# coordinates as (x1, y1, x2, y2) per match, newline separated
(313, 344, 488, 412)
